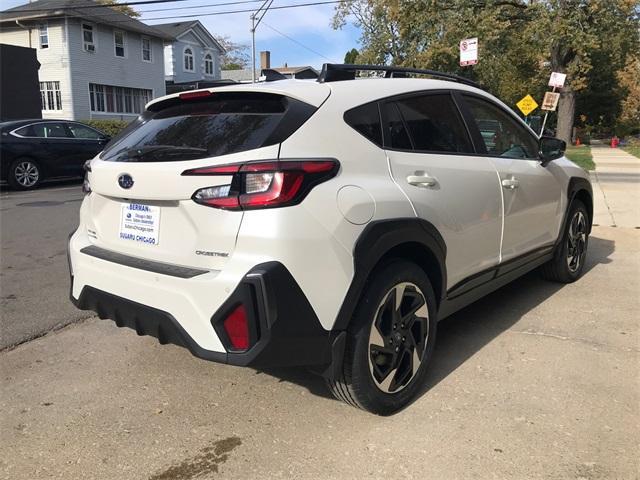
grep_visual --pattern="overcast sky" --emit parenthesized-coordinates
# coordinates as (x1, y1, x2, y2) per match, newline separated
(3, 0, 361, 69)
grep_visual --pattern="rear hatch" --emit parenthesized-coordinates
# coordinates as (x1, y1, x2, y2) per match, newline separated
(85, 85, 329, 271)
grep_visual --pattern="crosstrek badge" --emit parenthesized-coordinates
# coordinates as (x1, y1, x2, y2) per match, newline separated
(119, 203, 161, 245)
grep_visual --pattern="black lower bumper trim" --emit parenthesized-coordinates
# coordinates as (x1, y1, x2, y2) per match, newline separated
(71, 261, 335, 368)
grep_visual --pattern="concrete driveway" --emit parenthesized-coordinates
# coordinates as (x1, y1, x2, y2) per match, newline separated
(1, 224, 638, 479)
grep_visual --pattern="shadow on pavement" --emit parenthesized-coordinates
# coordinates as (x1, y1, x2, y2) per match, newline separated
(257, 235, 615, 404)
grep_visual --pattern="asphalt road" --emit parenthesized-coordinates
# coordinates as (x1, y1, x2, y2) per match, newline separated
(1, 181, 89, 349)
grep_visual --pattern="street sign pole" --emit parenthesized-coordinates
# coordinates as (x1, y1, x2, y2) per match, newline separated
(539, 86, 556, 137)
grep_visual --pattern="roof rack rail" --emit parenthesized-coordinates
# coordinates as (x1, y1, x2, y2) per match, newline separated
(317, 63, 481, 88)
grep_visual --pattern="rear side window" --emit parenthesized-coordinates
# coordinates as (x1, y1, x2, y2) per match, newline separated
(393, 94, 472, 153)
(16, 122, 71, 138)
(344, 102, 383, 146)
(383, 102, 412, 150)
(101, 92, 316, 162)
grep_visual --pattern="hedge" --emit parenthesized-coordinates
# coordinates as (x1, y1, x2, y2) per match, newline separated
(81, 119, 131, 138)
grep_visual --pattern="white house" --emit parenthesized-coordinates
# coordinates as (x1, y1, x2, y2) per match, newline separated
(0, 0, 171, 121)
(152, 20, 225, 87)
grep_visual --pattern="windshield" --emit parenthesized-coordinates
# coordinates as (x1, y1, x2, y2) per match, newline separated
(101, 92, 316, 162)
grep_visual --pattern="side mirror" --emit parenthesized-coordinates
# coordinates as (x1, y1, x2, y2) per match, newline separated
(539, 136, 566, 166)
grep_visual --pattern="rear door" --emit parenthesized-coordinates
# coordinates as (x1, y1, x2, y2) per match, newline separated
(29, 122, 76, 176)
(85, 90, 323, 271)
(461, 94, 563, 261)
(383, 91, 502, 288)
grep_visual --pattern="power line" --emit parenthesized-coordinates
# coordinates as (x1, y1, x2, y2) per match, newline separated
(139, 0, 348, 21)
(141, 0, 264, 14)
(262, 21, 331, 61)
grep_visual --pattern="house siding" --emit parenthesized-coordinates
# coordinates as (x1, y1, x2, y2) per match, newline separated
(167, 28, 222, 84)
(0, 19, 74, 120)
(66, 18, 166, 121)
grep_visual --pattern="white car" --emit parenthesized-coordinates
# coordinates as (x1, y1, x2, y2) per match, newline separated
(69, 64, 592, 415)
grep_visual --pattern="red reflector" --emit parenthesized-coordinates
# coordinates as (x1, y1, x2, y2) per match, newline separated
(178, 90, 213, 100)
(223, 305, 250, 350)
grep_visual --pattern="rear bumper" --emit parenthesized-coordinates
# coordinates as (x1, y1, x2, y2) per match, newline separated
(69, 235, 337, 368)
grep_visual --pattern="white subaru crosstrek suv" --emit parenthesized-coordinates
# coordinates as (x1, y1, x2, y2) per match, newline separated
(69, 64, 592, 415)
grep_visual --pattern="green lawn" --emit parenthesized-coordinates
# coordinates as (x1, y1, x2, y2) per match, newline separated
(565, 145, 595, 171)
(622, 145, 640, 159)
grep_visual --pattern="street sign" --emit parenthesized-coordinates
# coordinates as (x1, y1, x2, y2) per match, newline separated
(460, 37, 478, 66)
(516, 94, 539, 116)
(541, 91, 560, 111)
(548, 72, 566, 89)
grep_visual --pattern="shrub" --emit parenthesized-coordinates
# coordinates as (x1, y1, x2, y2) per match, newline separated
(81, 119, 131, 138)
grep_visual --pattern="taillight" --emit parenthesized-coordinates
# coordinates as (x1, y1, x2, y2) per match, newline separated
(182, 159, 339, 210)
(223, 304, 250, 351)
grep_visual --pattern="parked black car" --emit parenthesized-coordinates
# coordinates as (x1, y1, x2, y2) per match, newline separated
(0, 119, 110, 190)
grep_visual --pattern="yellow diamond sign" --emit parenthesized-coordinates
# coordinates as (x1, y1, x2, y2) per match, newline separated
(516, 94, 539, 116)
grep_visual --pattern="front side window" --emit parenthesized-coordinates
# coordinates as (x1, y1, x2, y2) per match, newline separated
(464, 95, 538, 159)
(68, 123, 102, 139)
(142, 36, 152, 62)
(184, 48, 194, 71)
(39, 23, 48, 49)
(40, 81, 62, 111)
(204, 53, 213, 75)
(391, 94, 473, 153)
(82, 23, 95, 52)
(114, 30, 125, 57)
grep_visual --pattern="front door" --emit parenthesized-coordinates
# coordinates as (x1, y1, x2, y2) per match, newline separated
(461, 94, 563, 262)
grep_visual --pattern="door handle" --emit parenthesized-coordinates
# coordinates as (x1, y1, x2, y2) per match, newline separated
(501, 178, 520, 190)
(407, 173, 438, 188)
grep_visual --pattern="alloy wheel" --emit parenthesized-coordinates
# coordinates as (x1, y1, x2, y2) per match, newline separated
(566, 210, 587, 273)
(14, 161, 40, 188)
(368, 282, 430, 393)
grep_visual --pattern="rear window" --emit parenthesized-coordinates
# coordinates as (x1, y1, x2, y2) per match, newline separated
(101, 92, 316, 162)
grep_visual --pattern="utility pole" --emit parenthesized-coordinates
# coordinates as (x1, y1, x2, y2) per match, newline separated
(250, 0, 273, 83)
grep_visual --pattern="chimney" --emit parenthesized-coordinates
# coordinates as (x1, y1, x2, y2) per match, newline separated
(260, 51, 271, 70)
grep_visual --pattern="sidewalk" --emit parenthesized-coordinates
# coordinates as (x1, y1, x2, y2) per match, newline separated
(589, 147, 640, 228)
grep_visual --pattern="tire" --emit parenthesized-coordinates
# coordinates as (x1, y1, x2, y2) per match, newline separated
(327, 260, 438, 415)
(8, 158, 42, 190)
(541, 199, 589, 283)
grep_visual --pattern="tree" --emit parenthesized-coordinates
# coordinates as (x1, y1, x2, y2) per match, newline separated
(96, 0, 140, 18)
(215, 36, 250, 70)
(344, 48, 359, 64)
(617, 57, 640, 134)
(333, 0, 639, 143)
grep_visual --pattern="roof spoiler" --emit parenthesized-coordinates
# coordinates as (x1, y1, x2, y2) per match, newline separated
(317, 63, 481, 88)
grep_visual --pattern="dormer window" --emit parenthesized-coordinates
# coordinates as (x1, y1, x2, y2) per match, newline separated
(114, 30, 126, 57)
(184, 47, 194, 72)
(204, 53, 213, 75)
(82, 23, 95, 52)
(39, 23, 49, 49)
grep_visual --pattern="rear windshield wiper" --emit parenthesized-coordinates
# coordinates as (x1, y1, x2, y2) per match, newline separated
(115, 145, 209, 162)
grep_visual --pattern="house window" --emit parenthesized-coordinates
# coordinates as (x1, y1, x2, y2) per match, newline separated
(82, 23, 95, 52)
(114, 30, 126, 57)
(184, 47, 194, 71)
(89, 83, 152, 114)
(141, 36, 152, 62)
(40, 81, 62, 111)
(204, 53, 213, 75)
(39, 23, 49, 49)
